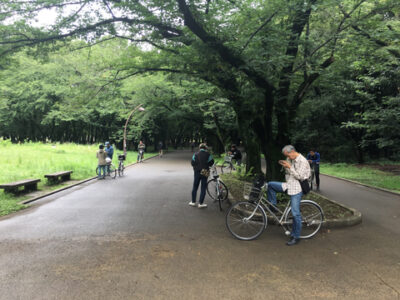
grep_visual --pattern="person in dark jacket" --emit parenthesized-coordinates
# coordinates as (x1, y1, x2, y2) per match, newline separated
(306, 149, 321, 190)
(190, 143, 214, 208)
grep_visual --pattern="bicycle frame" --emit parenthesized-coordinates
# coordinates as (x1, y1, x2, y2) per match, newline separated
(245, 184, 292, 231)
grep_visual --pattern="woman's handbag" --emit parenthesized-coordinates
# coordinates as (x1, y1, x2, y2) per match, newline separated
(200, 168, 210, 178)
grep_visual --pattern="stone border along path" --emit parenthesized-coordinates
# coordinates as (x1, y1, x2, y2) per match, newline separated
(18, 154, 160, 205)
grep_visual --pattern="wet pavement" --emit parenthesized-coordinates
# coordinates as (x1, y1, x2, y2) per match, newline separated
(0, 151, 399, 299)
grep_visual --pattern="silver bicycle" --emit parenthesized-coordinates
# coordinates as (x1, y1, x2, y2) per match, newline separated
(206, 165, 228, 211)
(226, 183, 324, 241)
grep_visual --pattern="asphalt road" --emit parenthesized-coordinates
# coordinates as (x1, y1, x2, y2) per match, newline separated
(0, 151, 399, 299)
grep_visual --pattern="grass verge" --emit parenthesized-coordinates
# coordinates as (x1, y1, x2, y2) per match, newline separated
(0, 140, 157, 216)
(321, 163, 400, 193)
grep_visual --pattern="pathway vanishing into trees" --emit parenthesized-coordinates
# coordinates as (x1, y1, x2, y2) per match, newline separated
(0, 152, 398, 299)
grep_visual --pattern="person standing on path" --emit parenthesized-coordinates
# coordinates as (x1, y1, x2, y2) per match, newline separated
(96, 144, 107, 179)
(307, 149, 320, 190)
(105, 141, 114, 175)
(267, 145, 310, 246)
(137, 141, 146, 162)
(190, 143, 214, 208)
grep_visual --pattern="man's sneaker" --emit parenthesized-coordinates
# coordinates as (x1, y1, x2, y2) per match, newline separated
(189, 202, 196, 207)
(198, 203, 208, 208)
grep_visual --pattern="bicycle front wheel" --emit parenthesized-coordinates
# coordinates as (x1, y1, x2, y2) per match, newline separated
(283, 200, 324, 239)
(109, 165, 117, 179)
(207, 179, 228, 202)
(221, 161, 233, 174)
(118, 163, 124, 177)
(226, 201, 267, 241)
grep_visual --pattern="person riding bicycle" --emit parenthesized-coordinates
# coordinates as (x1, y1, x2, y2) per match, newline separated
(267, 145, 310, 246)
(190, 143, 214, 208)
(105, 141, 114, 174)
(137, 141, 146, 162)
(307, 149, 320, 190)
(229, 144, 242, 166)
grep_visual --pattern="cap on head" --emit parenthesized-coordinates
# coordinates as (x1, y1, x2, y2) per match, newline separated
(105, 141, 110, 146)
(99, 144, 104, 149)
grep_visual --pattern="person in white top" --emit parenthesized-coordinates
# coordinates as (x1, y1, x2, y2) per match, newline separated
(267, 145, 310, 246)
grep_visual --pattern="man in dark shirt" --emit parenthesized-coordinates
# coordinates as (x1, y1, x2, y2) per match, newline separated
(230, 144, 242, 166)
(306, 149, 321, 190)
(190, 143, 214, 208)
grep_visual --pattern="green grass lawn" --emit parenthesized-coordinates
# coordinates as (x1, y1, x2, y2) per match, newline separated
(321, 163, 400, 193)
(0, 140, 157, 216)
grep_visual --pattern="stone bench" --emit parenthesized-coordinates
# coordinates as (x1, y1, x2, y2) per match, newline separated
(44, 171, 73, 183)
(0, 179, 41, 194)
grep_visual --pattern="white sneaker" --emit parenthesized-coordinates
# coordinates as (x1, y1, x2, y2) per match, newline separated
(198, 203, 208, 208)
(189, 202, 196, 207)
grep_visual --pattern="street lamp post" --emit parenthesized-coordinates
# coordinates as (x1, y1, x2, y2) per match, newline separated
(123, 104, 145, 157)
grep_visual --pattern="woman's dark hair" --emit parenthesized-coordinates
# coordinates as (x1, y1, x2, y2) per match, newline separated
(99, 144, 104, 149)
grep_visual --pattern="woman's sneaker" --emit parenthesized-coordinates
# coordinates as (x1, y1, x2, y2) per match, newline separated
(188, 202, 196, 207)
(198, 203, 208, 208)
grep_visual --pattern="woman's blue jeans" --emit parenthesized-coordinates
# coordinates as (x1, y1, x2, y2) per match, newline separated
(267, 181, 303, 239)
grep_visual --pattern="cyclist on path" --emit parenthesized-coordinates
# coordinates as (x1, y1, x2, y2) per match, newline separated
(267, 145, 310, 246)
(190, 143, 214, 208)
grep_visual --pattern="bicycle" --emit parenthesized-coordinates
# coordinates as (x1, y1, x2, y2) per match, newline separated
(118, 154, 125, 177)
(137, 149, 144, 163)
(220, 155, 236, 174)
(225, 182, 324, 241)
(96, 162, 117, 179)
(206, 165, 229, 211)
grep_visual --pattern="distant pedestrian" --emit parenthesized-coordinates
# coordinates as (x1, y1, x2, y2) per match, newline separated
(307, 149, 320, 190)
(96, 144, 107, 179)
(268, 145, 310, 246)
(158, 141, 163, 158)
(190, 143, 214, 208)
(105, 141, 114, 174)
(137, 140, 146, 163)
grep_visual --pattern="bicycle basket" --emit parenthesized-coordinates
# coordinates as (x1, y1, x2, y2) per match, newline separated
(243, 183, 262, 202)
(118, 154, 126, 161)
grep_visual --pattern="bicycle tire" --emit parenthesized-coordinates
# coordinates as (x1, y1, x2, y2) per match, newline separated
(109, 165, 117, 179)
(118, 163, 124, 177)
(226, 201, 267, 241)
(283, 200, 324, 239)
(221, 161, 233, 174)
(206, 179, 228, 202)
(96, 167, 99, 175)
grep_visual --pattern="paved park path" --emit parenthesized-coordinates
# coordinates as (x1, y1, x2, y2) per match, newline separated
(0, 151, 399, 299)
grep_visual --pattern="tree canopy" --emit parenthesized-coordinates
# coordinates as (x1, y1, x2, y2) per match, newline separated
(1, 0, 399, 178)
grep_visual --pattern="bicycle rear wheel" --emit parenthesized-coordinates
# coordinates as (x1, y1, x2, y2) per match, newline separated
(226, 201, 267, 241)
(283, 200, 324, 239)
(206, 179, 228, 202)
(220, 161, 233, 174)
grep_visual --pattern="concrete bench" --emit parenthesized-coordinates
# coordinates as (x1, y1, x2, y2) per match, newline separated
(0, 179, 41, 194)
(44, 171, 73, 183)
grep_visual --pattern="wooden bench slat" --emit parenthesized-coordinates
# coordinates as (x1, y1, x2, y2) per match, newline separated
(44, 171, 73, 178)
(0, 179, 40, 188)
